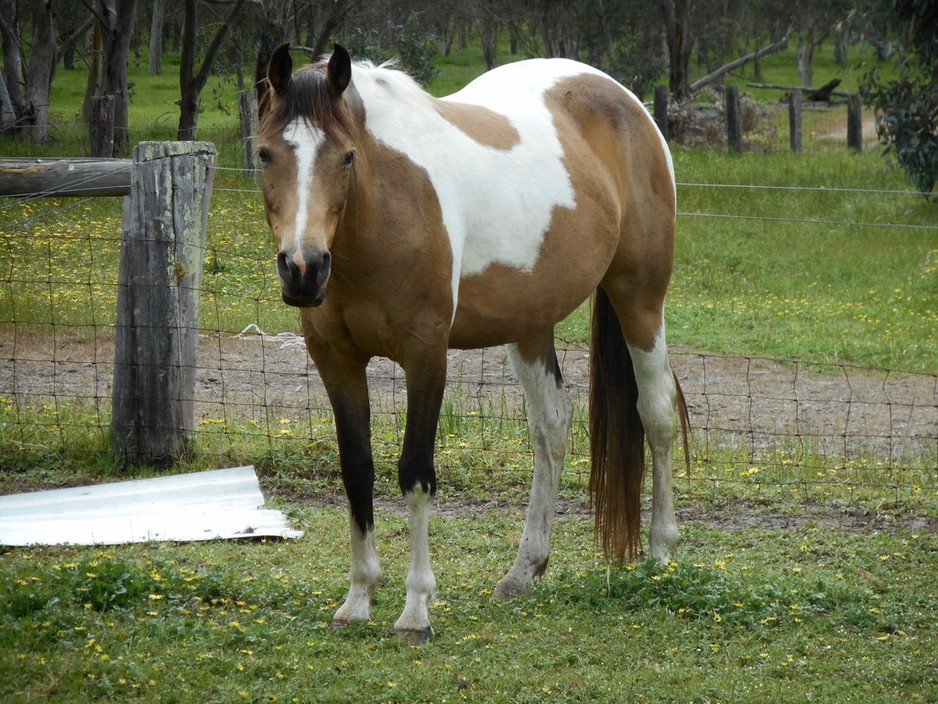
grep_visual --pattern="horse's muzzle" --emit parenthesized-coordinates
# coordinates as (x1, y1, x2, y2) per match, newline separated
(277, 249, 331, 307)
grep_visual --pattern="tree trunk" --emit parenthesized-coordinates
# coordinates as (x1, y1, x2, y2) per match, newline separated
(149, 0, 164, 74)
(24, 0, 56, 143)
(82, 21, 101, 126)
(0, 71, 15, 133)
(797, 32, 813, 88)
(93, 0, 138, 155)
(481, 16, 498, 70)
(178, 0, 199, 140)
(0, 0, 24, 120)
(660, 0, 694, 101)
(178, 0, 246, 140)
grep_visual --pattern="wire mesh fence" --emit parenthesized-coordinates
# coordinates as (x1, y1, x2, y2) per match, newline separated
(1, 162, 935, 507)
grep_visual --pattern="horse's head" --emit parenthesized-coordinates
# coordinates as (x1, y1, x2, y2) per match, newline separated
(257, 43, 358, 307)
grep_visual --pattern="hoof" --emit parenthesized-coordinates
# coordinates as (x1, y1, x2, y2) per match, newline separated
(492, 577, 530, 602)
(396, 626, 434, 645)
(330, 618, 349, 629)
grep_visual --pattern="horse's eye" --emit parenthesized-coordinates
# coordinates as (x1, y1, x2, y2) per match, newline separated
(342, 151, 355, 169)
(258, 147, 272, 166)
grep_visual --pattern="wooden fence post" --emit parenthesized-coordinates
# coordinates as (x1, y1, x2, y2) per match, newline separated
(788, 89, 803, 153)
(725, 85, 742, 153)
(653, 84, 669, 142)
(111, 141, 217, 467)
(847, 94, 863, 152)
(239, 89, 258, 173)
(90, 94, 115, 158)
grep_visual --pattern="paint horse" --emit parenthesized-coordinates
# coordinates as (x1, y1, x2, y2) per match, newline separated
(257, 44, 689, 642)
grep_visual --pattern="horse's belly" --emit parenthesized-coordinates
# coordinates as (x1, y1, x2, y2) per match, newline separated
(447, 258, 603, 349)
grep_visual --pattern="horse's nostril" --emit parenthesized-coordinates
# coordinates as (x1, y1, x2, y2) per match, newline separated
(277, 251, 298, 281)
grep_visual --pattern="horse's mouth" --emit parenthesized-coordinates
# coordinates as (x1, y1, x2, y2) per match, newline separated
(281, 292, 325, 308)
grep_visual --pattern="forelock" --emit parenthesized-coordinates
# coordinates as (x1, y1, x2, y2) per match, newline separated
(259, 63, 354, 141)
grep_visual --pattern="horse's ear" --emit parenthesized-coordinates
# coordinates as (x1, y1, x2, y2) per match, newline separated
(327, 44, 352, 95)
(267, 43, 293, 95)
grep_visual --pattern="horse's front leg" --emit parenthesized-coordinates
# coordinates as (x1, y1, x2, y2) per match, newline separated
(305, 333, 381, 627)
(393, 348, 447, 644)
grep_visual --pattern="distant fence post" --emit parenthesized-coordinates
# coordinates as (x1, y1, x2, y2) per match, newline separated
(653, 85, 669, 141)
(788, 89, 802, 153)
(847, 94, 863, 152)
(239, 89, 258, 173)
(111, 141, 217, 467)
(725, 85, 742, 153)
(90, 95, 115, 158)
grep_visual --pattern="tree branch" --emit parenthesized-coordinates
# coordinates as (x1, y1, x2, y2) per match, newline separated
(55, 16, 95, 66)
(191, 0, 247, 93)
(689, 26, 792, 94)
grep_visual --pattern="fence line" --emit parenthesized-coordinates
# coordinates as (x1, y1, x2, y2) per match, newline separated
(1, 163, 935, 506)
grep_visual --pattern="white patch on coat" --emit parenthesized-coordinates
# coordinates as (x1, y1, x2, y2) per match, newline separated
(282, 118, 326, 254)
(350, 59, 673, 317)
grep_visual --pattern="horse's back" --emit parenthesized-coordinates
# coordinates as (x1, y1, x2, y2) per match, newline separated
(443, 60, 675, 349)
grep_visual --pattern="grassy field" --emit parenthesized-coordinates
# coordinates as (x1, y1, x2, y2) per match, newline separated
(2, 504, 936, 703)
(1, 39, 937, 704)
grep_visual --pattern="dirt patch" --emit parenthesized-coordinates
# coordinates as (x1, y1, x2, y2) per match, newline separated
(2, 328, 936, 534)
(2, 329, 935, 461)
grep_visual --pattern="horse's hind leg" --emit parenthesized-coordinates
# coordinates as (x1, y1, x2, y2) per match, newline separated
(625, 329, 680, 561)
(494, 333, 573, 599)
(600, 277, 681, 562)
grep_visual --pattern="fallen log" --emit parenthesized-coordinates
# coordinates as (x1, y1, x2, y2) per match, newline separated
(690, 28, 792, 94)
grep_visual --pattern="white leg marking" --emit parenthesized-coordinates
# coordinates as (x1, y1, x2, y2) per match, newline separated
(494, 344, 573, 599)
(393, 487, 437, 641)
(332, 518, 381, 626)
(626, 324, 679, 562)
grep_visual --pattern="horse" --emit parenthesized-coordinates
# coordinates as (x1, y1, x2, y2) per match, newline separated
(256, 43, 689, 643)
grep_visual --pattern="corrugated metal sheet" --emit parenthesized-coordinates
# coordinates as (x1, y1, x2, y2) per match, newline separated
(0, 466, 304, 546)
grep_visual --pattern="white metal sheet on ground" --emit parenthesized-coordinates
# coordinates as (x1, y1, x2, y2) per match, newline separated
(0, 466, 304, 546)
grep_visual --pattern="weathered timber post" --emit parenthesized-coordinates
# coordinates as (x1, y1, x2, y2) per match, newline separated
(725, 85, 743, 153)
(653, 85, 669, 142)
(238, 90, 259, 173)
(847, 94, 863, 152)
(91, 94, 115, 158)
(788, 89, 803, 153)
(112, 141, 216, 467)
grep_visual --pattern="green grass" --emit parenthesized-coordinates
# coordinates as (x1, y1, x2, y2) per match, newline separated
(2, 506, 935, 703)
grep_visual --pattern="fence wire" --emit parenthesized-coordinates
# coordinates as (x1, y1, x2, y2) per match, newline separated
(1, 168, 935, 508)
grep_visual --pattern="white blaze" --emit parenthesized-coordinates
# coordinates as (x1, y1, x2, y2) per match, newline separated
(282, 118, 326, 251)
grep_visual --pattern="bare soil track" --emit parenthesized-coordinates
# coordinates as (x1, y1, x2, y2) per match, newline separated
(2, 330, 936, 533)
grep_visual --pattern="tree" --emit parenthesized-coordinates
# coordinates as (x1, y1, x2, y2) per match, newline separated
(88, 0, 138, 155)
(0, 0, 92, 142)
(177, 0, 247, 140)
(861, 0, 938, 196)
(150, 0, 164, 74)
(24, 1, 56, 143)
(0, 0, 24, 133)
(789, 0, 853, 87)
(659, 0, 695, 100)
